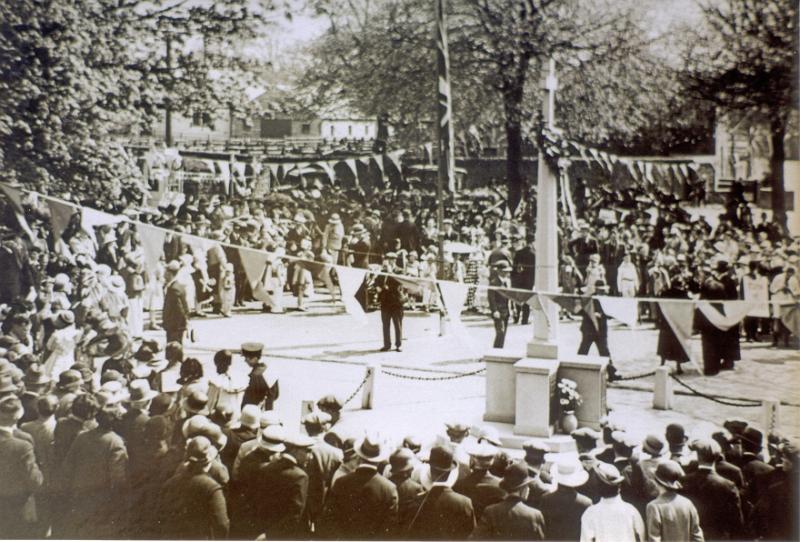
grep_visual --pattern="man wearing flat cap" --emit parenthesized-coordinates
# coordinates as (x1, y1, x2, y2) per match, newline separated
(319, 433, 399, 539)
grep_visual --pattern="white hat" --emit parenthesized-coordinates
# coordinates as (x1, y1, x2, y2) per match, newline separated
(552, 460, 589, 488)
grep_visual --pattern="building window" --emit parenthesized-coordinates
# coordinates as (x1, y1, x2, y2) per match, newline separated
(348, 125, 353, 136)
(191, 111, 212, 127)
(366, 125, 370, 135)
(330, 126, 335, 136)
(301, 123, 311, 135)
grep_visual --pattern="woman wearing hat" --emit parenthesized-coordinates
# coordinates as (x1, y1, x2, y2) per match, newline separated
(645, 460, 702, 542)
(42, 311, 79, 379)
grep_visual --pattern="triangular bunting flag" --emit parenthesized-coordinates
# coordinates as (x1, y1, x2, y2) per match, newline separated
(343, 159, 357, 177)
(679, 164, 690, 178)
(422, 143, 434, 164)
(137, 224, 167, 271)
(356, 156, 371, 167)
(438, 281, 468, 323)
(318, 161, 335, 181)
(542, 294, 584, 316)
(496, 289, 537, 305)
(687, 162, 700, 172)
(386, 150, 405, 173)
(394, 276, 427, 296)
(696, 300, 757, 331)
(335, 265, 368, 324)
(657, 300, 696, 368)
(597, 296, 638, 328)
(644, 163, 655, 185)
(219, 162, 231, 194)
(233, 162, 246, 181)
(46, 199, 77, 243)
(267, 164, 280, 183)
(373, 155, 385, 178)
(238, 247, 268, 288)
(0, 183, 35, 239)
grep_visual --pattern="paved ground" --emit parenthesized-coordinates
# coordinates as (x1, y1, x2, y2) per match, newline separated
(146, 288, 800, 448)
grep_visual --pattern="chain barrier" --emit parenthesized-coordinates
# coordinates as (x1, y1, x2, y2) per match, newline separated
(343, 372, 371, 406)
(669, 373, 761, 408)
(381, 367, 486, 381)
(612, 370, 657, 382)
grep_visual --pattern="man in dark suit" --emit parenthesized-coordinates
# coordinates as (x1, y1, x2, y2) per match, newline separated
(56, 395, 129, 539)
(253, 432, 313, 539)
(0, 395, 43, 538)
(302, 411, 343, 531)
(320, 434, 398, 539)
(577, 281, 611, 357)
(387, 447, 425, 534)
(539, 460, 592, 541)
(453, 441, 506, 519)
(407, 444, 476, 539)
(488, 261, 512, 348)
(738, 427, 775, 511)
(681, 438, 744, 540)
(511, 236, 535, 325)
(471, 461, 546, 540)
(158, 436, 229, 540)
(376, 253, 405, 352)
(162, 260, 189, 345)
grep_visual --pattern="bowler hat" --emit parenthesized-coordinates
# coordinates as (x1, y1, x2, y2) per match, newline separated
(654, 460, 684, 490)
(642, 434, 667, 457)
(128, 379, 157, 403)
(741, 427, 764, 448)
(499, 461, 533, 492)
(24, 364, 50, 387)
(665, 423, 688, 445)
(185, 436, 218, 465)
(0, 395, 24, 418)
(389, 448, 417, 474)
(57, 370, 83, 390)
(239, 404, 261, 430)
(0, 375, 19, 395)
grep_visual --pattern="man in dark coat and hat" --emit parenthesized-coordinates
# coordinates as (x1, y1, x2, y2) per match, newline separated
(162, 260, 189, 345)
(376, 253, 406, 352)
(407, 444, 476, 539)
(319, 433, 399, 539)
(387, 447, 425, 534)
(241, 342, 279, 410)
(158, 436, 229, 540)
(488, 261, 512, 348)
(471, 461, 546, 540)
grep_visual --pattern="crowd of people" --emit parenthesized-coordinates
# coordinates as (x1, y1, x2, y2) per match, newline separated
(0, 354, 797, 541)
(0, 156, 798, 540)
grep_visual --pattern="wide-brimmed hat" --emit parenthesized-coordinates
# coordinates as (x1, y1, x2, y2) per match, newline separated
(552, 460, 589, 488)
(128, 379, 157, 403)
(354, 434, 389, 463)
(259, 425, 287, 452)
(741, 427, 764, 448)
(594, 463, 624, 486)
(0, 395, 24, 419)
(328, 213, 342, 224)
(284, 431, 315, 449)
(428, 444, 458, 472)
(182, 390, 210, 416)
(24, 364, 51, 387)
(642, 434, 667, 457)
(0, 375, 19, 394)
(499, 461, 533, 492)
(654, 460, 684, 490)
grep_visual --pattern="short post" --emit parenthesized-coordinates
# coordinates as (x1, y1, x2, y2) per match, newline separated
(763, 399, 780, 435)
(653, 366, 673, 410)
(361, 363, 378, 410)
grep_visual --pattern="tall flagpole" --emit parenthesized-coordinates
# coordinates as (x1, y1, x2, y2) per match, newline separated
(435, 0, 454, 274)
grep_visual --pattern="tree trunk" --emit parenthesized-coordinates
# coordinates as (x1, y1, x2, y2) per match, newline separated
(504, 85, 525, 214)
(769, 113, 787, 233)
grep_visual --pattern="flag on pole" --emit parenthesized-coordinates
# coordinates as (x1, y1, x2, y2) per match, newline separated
(435, 0, 455, 192)
(0, 183, 35, 239)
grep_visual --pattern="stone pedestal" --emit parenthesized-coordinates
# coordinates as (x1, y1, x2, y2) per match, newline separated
(558, 355, 607, 430)
(483, 349, 523, 423)
(653, 366, 673, 411)
(514, 358, 558, 437)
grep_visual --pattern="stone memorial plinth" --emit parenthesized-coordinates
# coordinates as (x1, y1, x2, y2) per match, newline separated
(514, 358, 558, 437)
(483, 349, 523, 423)
(558, 355, 608, 430)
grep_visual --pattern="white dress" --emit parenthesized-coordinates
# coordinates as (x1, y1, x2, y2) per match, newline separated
(44, 326, 81, 379)
(207, 371, 249, 418)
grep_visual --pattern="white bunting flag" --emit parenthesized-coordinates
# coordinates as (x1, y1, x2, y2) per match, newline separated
(598, 296, 639, 328)
(335, 265, 368, 324)
(697, 300, 758, 331)
(438, 281, 468, 324)
(138, 224, 167, 271)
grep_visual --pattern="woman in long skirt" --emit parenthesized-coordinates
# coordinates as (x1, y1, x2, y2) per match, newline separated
(656, 279, 691, 373)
